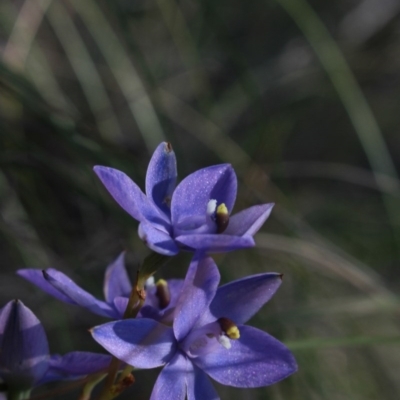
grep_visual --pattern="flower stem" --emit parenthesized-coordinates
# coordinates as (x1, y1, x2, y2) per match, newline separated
(7, 390, 30, 400)
(98, 277, 144, 399)
(97, 252, 171, 399)
(79, 373, 107, 400)
(97, 357, 122, 400)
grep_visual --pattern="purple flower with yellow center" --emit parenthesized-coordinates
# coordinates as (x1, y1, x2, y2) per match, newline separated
(91, 254, 297, 399)
(17, 253, 183, 322)
(0, 299, 111, 395)
(94, 142, 274, 255)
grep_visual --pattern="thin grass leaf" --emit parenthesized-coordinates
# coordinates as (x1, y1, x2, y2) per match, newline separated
(44, 1, 123, 141)
(256, 232, 394, 296)
(69, 0, 166, 151)
(287, 335, 400, 350)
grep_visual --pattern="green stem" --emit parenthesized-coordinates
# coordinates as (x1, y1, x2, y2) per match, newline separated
(7, 389, 31, 400)
(98, 357, 122, 400)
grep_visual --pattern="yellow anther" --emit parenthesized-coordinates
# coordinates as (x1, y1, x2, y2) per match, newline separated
(226, 325, 240, 340)
(218, 317, 240, 340)
(156, 279, 168, 287)
(216, 203, 228, 215)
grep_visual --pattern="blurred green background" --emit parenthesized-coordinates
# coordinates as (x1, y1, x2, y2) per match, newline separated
(1, 0, 400, 399)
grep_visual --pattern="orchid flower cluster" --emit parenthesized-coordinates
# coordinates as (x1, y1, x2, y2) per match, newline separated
(2, 142, 297, 400)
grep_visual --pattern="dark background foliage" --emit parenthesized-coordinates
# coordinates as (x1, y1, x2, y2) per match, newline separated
(1, 0, 400, 398)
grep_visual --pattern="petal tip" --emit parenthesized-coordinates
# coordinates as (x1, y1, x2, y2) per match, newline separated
(93, 165, 105, 175)
(164, 142, 173, 153)
(16, 269, 27, 278)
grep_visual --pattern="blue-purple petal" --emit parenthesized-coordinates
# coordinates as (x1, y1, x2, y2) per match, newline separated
(187, 364, 219, 400)
(201, 273, 282, 325)
(150, 352, 190, 400)
(39, 351, 112, 384)
(173, 255, 220, 342)
(175, 234, 255, 253)
(196, 325, 297, 387)
(225, 203, 274, 236)
(112, 297, 129, 318)
(209, 165, 237, 213)
(0, 300, 49, 389)
(138, 222, 179, 256)
(146, 142, 177, 216)
(43, 269, 115, 318)
(171, 164, 235, 226)
(17, 269, 74, 304)
(163, 279, 184, 309)
(93, 166, 169, 229)
(91, 319, 176, 368)
(103, 252, 132, 303)
(140, 279, 184, 323)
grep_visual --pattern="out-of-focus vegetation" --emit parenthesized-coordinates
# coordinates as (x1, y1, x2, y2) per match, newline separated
(1, 0, 400, 399)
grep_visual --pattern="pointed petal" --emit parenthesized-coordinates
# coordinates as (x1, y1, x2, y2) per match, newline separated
(0, 300, 49, 389)
(150, 353, 189, 400)
(164, 279, 184, 309)
(171, 164, 236, 226)
(175, 234, 255, 253)
(196, 325, 297, 387)
(139, 222, 179, 256)
(17, 269, 74, 304)
(209, 164, 237, 212)
(225, 203, 274, 236)
(39, 351, 112, 384)
(43, 269, 116, 318)
(112, 297, 129, 318)
(91, 319, 176, 368)
(103, 252, 132, 303)
(202, 273, 282, 325)
(146, 142, 177, 216)
(187, 365, 219, 400)
(94, 166, 169, 228)
(174, 255, 220, 341)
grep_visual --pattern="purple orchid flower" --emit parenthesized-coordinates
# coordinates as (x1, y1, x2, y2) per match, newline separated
(17, 253, 131, 320)
(91, 254, 297, 399)
(94, 142, 274, 255)
(0, 299, 111, 393)
(17, 253, 184, 322)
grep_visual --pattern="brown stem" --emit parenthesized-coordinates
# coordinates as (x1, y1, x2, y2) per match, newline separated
(97, 357, 122, 400)
(97, 269, 146, 399)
